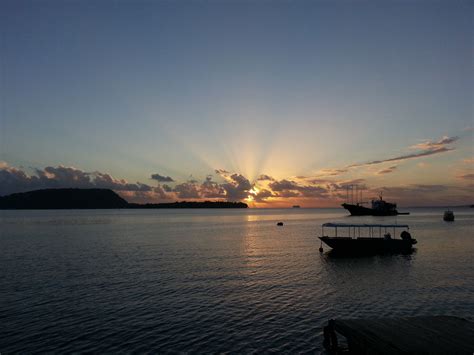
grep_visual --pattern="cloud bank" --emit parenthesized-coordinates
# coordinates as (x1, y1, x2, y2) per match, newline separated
(1, 134, 469, 206)
(317, 136, 459, 176)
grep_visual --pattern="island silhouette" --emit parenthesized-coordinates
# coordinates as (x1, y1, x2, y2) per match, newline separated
(0, 188, 248, 209)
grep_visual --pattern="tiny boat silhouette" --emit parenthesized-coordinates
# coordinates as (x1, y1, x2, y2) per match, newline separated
(277, 222, 284, 226)
(443, 210, 454, 222)
(318, 223, 416, 254)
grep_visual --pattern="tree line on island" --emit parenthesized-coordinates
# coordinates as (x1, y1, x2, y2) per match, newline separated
(0, 188, 248, 209)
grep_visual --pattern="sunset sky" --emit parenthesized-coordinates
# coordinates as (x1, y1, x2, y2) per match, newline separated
(1, 0, 472, 207)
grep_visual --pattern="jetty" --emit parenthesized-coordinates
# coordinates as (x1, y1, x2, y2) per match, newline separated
(323, 316, 474, 354)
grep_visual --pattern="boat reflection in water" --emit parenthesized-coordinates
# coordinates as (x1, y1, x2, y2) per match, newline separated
(319, 223, 417, 256)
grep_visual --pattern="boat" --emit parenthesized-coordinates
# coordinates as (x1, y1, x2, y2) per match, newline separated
(443, 210, 454, 221)
(318, 223, 417, 254)
(292, 205, 301, 208)
(342, 195, 409, 216)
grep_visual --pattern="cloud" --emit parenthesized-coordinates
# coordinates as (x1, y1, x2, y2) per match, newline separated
(329, 179, 367, 190)
(257, 174, 274, 181)
(458, 173, 474, 180)
(320, 135, 459, 173)
(268, 179, 300, 191)
(410, 136, 459, 150)
(0, 164, 154, 197)
(220, 173, 252, 201)
(162, 184, 173, 192)
(200, 175, 226, 198)
(268, 179, 328, 198)
(317, 168, 348, 176)
(348, 147, 454, 168)
(150, 173, 174, 182)
(173, 182, 201, 199)
(215, 168, 230, 175)
(153, 185, 170, 199)
(377, 166, 397, 175)
(253, 189, 274, 202)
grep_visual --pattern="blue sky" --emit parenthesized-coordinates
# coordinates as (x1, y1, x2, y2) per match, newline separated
(1, 0, 472, 205)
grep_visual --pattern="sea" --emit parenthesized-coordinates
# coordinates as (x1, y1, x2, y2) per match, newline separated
(1, 207, 473, 353)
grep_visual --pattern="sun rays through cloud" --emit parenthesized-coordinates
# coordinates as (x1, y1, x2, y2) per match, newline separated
(1, 130, 472, 207)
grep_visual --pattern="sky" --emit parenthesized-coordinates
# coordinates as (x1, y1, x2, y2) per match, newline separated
(1, 0, 473, 207)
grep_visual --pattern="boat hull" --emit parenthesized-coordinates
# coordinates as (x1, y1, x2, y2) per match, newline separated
(342, 203, 399, 216)
(319, 236, 416, 254)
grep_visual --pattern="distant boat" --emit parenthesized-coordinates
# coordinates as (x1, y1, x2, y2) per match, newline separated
(292, 205, 301, 208)
(342, 195, 409, 216)
(443, 210, 455, 222)
(318, 223, 417, 254)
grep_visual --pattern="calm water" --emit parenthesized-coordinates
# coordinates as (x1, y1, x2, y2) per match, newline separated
(1, 208, 473, 353)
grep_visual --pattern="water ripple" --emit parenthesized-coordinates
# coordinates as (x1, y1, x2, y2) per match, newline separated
(1, 208, 473, 352)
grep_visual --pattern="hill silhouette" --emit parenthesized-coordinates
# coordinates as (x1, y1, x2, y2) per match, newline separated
(127, 201, 248, 209)
(0, 188, 129, 209)
(0, 188, 248, 209)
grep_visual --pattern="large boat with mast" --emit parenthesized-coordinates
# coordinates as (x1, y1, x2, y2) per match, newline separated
(341, 185, 409, 216)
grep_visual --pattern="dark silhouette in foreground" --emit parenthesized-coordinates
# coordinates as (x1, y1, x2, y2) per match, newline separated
(323, 316, 474, 354)
(0, 188, 248, 209)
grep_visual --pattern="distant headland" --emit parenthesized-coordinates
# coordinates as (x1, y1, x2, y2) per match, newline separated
(0, 188, 248, 209)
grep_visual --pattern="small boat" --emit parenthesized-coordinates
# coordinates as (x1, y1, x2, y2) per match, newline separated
(292, 205, 301, 208)
(319, 223, 417, 254)
(277, 222, 284, 226)
(443, 210, 454, 222)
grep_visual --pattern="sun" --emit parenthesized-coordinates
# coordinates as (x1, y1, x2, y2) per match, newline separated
(245, 186, 260, 201)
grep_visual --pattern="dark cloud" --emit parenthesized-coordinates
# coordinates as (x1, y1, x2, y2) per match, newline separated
(348, 136, 458, 169)
(0, 164, 154, 196)
(257, 174, 274, 181)
(307, 178, 332, 184)
(380, 184, 448, 194)
(275, 190, 300, 198)
(316, 135, 459, 177)
(93, 172, 152, 191)
(458, 173, 474, 180)
(173, 182, 200, 199)
(150, 173, 174, 182)
(348, 147, 453, 168)
(373, 184, 473, 206)
(200, 176, 226, 198)
(377, 166, 397, 175)
(162, 184, 173, 192)
(221, 173, 252, 201)
(155, 173, 249, 201)
(153, 185, 169, 199)
(269, 179, 328, 198)
(269, 179, 296, 191)
(253, 189, 274, 202)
